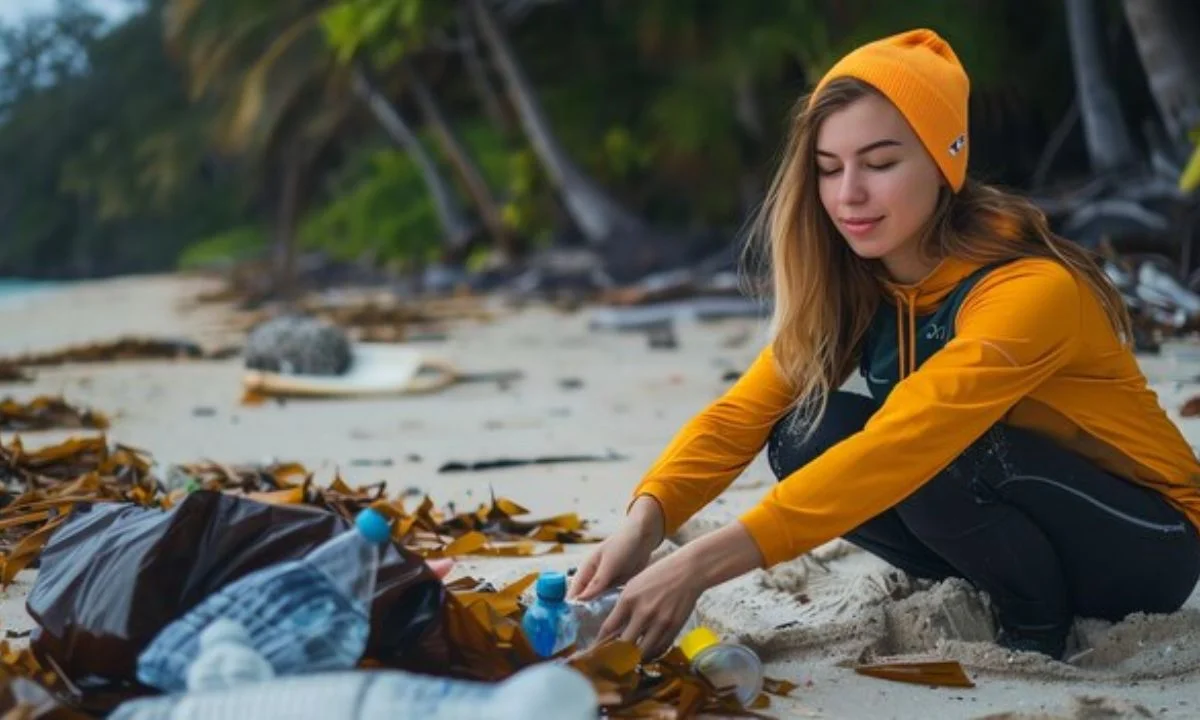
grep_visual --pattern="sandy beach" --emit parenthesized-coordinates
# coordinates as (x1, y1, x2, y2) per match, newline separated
(3, 272, 1200, 719)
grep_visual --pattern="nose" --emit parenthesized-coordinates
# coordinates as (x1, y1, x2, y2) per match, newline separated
(836, 167, 868, 207)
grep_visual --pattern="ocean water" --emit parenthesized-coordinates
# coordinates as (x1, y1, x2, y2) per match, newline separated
(0, 278, 60, 308)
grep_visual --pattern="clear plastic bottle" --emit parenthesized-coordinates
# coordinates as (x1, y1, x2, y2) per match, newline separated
(136, 508, 393, 692)
(522, 572, 577, 657)
(570, 588, 622, 650)
(111, 662, 599, 720)
(679, 626, 764, 707)
(184, 619, 275, 692)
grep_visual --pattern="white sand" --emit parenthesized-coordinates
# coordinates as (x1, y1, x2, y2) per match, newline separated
(2, 273, 1200, 719)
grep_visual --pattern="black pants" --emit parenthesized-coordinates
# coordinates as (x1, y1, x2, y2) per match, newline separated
(768, 391, 1200, 658)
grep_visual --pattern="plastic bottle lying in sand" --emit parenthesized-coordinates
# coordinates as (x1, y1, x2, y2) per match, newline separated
(571, 587, 622, 650)
(137, 508, 393, 691)
(679, 626, 764, 707)
(110, 662, 600, 720)
(522, 572, 623, 656)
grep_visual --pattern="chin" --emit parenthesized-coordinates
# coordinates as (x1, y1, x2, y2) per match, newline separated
(842, 238, 894, 260)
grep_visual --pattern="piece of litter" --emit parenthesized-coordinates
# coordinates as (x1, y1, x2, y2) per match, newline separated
(438, 452, 625, 473)
(854, 660, 975, 688)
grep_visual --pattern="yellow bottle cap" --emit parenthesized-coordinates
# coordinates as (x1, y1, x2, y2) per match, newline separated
(679, 626, 720, 660)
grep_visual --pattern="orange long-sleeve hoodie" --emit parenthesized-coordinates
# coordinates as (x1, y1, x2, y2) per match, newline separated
(632, 256, 1200, 568)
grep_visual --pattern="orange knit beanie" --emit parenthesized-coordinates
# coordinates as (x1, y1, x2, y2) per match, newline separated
(812, 29, 971, 192)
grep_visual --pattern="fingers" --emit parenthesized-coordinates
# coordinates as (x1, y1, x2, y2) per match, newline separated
(619, 609, 648, 647)
(568, 552, 602, 600)
(612, 601, 684, 658)
(639, 623, 671, 660)
(597, 594, 631, 641)
(427, 558, 455, 580)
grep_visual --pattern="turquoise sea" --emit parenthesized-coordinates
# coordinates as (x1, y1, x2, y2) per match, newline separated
(0, 278, 61, 307)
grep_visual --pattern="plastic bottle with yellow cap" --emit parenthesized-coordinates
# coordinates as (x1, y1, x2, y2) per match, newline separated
(678, 626, 764, 707)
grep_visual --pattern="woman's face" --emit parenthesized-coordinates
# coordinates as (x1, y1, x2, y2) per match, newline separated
(814, 92, 944, 282)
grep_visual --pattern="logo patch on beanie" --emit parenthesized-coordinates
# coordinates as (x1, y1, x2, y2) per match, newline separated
(948, 133, 967, 157)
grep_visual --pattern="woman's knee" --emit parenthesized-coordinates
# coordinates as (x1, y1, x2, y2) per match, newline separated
(891, 426, 1013, 535)
(768, 391, 876, 479)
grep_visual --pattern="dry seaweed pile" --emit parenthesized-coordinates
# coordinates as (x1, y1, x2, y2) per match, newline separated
(229, 294, 491, 343)
(0, 365, 33, 383)
(0, 433, 798, 718)
(0, 439, 597, 583)
(0, 396, 109, 432)
(567, 638, 798, 718)
(0, 337, 239, 378)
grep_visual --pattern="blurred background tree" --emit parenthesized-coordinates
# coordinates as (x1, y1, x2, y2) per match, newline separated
(0, 0, 1197, 288)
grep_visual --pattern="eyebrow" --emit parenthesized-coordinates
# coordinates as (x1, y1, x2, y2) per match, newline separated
(816, 139, 902, 158)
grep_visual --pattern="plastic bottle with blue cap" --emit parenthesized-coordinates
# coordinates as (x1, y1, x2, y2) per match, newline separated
(521, 571, 577, 656)
(521, 572, 625, 657)
(137, 508, 394, 692)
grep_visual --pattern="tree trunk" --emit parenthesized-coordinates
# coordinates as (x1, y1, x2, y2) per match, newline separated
(1121, 0, 1200, 148)
(272, 147, 302, 300)
(1064, 0, 1137, 172)
(457, 2, 517, 141)
(468, 0, 646, 245)
(405, 61, 516, 256)
(350, 66, 476, 252)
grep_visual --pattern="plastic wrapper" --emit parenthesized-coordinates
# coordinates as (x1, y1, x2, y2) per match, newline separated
(25, 491, 450, 702)
(0, 670, 90, 719)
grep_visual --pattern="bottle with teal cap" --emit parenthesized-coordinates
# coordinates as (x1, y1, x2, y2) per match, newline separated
(522, 571, 578, 657)
(137, 507, 395, 691)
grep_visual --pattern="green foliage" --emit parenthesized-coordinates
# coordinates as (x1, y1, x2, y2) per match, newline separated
(0, 0, 251, 278)
(178, 225, 267, 270)
(499, 148, 554, 242)
(320, 0, 454, 67)
(0, 0, 1118, 279)
(298, 147, 442, 263)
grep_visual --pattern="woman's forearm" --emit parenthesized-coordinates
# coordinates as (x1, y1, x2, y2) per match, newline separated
(628, 494, 666, 547)
(675, 520, 765, 590)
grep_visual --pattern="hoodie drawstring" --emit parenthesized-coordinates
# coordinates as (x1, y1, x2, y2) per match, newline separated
(894, 293, 917, 380)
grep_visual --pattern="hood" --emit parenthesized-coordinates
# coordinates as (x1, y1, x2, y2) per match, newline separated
(876, 255, 987, 379)
(877, 255, 986, 313)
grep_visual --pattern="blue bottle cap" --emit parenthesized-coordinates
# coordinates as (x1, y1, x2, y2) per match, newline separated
(355, 508, 392, 544)
(535, 571, 567, 602)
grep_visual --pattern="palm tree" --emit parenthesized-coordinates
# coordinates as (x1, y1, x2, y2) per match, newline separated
(349, 61, 477, 254)
(1063, 0, 1137, 173)
(163, 0, 483, 291)
(466, 0, 648, 249)
(319, 0, 515, 258)
(1121, 0, 1200, 151)
(403, 59, 513, 256)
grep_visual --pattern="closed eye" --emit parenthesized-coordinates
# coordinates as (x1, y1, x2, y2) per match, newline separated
(866, 160, 897, 171)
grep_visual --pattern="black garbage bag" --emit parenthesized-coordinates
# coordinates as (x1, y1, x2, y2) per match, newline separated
(25, 491, 449, 704)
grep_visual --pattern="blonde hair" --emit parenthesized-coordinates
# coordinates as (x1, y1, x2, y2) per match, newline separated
(744, 77, 1132, 435)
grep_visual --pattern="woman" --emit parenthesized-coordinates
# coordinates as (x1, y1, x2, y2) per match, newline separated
(569, 29, 1200, 661)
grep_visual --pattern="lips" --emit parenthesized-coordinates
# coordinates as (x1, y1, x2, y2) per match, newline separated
(839, 216, 883, 236)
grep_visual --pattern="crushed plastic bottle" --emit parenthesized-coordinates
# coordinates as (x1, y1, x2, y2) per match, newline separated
(679, 626, 764, 707)
(570, 588, 622, 650)
(184, 619, 274, 693)
(136, 507, 393, 692)
(110, 662, 599, 720)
